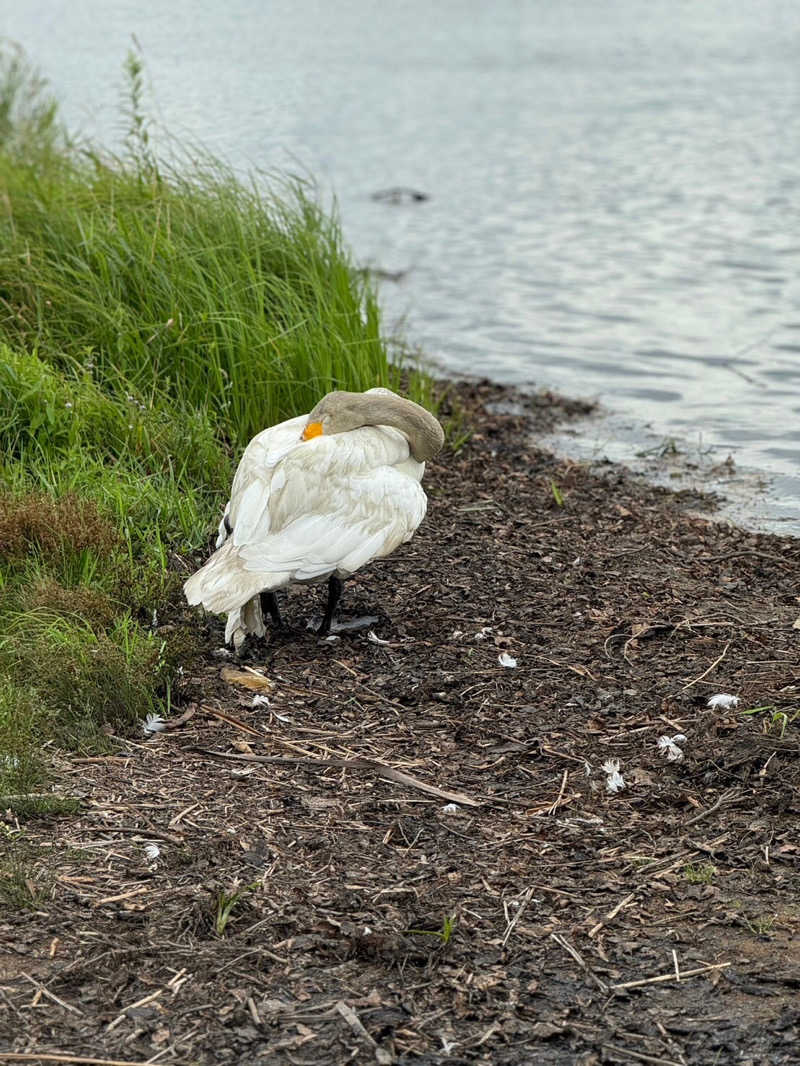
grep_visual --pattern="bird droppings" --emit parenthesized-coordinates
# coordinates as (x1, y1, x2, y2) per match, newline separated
(5, 380, 799, 1065)
(498, 652, 518, 668)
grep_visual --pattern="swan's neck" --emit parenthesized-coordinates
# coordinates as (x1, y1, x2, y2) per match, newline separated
(351, 395, 444, 461)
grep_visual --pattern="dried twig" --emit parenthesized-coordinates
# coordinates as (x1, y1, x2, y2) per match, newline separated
(93, 885, 149, 907)
(106, 988, 164, 1031)
(601, 1044, 684, 1066)
(547, 769, 569, 815)
(161, 703, 198, 730)
(21, 973, 83, 1017)
(549, 933, 608, 992)
(203, 706, 263, 737)
(195, 747, 481, 806)
(501, 886, 535, 947)
(83, 819, 184, 846)
(684, 789, 740, 828)
(588, 891, 636, 938)
(247, 995, 261, 1026)
(674, 641, 730, 694)
(0, 1055, 169, 1066)
(335, 1000, 376, 1046)
(610, 961, 730, 991)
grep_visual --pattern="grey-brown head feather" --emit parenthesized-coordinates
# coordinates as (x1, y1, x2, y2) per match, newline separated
(306, 389, 444, 462)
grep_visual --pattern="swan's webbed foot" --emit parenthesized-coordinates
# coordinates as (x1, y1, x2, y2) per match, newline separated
(308, 614, 381, 636)
(332, 615, 380, 633)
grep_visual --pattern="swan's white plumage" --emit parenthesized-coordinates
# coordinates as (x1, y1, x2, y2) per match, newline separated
(184, 406, 429, 647)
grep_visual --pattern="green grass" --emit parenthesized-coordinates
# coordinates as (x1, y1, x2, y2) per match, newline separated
(550, 480, 565, 507)
(407, 914, 458, 946)
(214, 880, 259, 936)
(683, 862, 716, 885)
(0, 45, 433, 803)
(0, 826, 50, 909)
(740, 704, 799, 739)
(744, 914, 776, 937)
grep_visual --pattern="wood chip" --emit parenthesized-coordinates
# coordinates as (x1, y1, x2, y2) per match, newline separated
(220, 665, 275, 692)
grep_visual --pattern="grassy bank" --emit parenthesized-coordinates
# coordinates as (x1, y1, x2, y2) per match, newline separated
(0, 47, 419, 800)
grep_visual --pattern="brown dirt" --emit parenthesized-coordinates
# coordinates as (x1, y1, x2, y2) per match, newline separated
(2, 380, 799, 1066)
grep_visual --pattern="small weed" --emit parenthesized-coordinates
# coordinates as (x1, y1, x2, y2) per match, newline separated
(0, 680, 47, 794)
(638, 437, 682, 459)
(0, 43, 60, 156)
(407, 914, 457, 946)
(740, 704, 799, 739)
(436, 390, 471, 453)
(214, 881, 258, 936)
(745, 914, 775, 937)
(444, 420, 471, 453)
(683, 862, 716, 885)
(550, 480, 565, 507)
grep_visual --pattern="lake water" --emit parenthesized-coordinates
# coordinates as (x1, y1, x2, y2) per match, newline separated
(8, 0, 800, 532)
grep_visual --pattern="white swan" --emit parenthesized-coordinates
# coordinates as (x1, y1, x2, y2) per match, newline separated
(184, 388, 444, 647)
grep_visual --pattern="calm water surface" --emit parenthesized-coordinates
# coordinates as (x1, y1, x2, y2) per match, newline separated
(8, 0, 800, 529)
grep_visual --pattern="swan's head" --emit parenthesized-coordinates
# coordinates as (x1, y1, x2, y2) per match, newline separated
(301, 391, 364, 441)
(301, 388, 444, 461)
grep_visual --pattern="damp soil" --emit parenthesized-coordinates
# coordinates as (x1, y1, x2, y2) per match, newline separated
(2, 380, 800, 1066)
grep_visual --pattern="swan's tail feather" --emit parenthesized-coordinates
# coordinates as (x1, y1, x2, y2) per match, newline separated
(224, 596, 267, 649)
(185, 542, 287, 648)
(184, 541, 285, 615)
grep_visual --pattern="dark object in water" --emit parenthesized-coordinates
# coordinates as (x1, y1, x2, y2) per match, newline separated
(373, 267, 407, 282)
(371, 187, 430, 204)
(357, 265, 408, 283)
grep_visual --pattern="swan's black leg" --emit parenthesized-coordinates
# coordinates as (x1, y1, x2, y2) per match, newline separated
(260, 590, 283, 627)
(319, 576, 343, 635)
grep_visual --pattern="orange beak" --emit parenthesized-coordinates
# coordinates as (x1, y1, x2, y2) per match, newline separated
(302, 420, 323, 441)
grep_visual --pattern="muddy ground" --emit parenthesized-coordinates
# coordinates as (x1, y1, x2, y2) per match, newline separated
(2, 381, 799, 1066)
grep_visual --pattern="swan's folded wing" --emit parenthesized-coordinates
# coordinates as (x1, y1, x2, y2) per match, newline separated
(238, 456, 427, 580)
(238, 425, 415, 540)
(221, 415, 308, 546)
